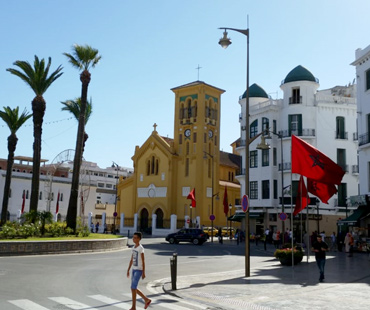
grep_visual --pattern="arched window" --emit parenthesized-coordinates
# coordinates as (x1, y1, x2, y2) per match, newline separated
(26, 190, 29, 199)
(148, 156, 159, 176)
(180, 103, 184, 119)
(250, 119, 258, 138)
(187, 99, 191, 118)
(186, 142, 190, 155)
(61, 193, 64, 202)
(39, 191, 42, 200)
(262, 117, 269, 132)
(155, 208, 164, 228)
(185, 158, 189, 177)
(147, 160, 150, 176)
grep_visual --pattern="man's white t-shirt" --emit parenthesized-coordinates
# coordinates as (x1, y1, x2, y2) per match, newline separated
(132, 244, 144, 270)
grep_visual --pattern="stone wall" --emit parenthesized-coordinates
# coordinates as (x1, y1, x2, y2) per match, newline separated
(0, 237, 128, 256)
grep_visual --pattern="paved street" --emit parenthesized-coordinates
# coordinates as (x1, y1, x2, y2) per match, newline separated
(1, 237, 369, 309)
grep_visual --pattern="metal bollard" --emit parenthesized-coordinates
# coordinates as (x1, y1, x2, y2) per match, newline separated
(170, 253, 177, 290)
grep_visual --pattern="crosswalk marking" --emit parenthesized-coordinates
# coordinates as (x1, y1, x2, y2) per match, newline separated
(49, 297, 99, 310)
(9, 300, 50, 310)
(88, 295, 130, 309)
(160, 302, 196, 310)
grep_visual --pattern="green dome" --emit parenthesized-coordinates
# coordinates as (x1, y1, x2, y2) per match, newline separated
(242, 83, 268, 99)
(283, 65, 317, 84)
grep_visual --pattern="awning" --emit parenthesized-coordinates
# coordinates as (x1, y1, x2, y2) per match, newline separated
(228, 212, 263, 222)
(339, 206, 370, 226)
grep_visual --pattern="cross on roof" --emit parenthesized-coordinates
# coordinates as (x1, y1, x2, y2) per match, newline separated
(196, 64, 202, 80)
(153, 123, 157, 132)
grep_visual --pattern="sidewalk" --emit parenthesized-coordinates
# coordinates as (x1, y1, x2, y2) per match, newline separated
(160, 242, 370, 310)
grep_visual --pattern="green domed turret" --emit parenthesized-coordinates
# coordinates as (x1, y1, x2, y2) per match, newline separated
(242, 83, 268, 99)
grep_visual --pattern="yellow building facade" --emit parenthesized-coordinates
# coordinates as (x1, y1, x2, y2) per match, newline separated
(117, 81, 241, 231)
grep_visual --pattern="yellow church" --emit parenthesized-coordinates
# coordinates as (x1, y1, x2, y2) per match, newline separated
(116, 81, 241, 232)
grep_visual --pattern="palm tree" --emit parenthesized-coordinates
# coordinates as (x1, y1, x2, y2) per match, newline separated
(64, 44, 101, 230)
(0, 106, 32, 224)
(6, 56, 63, 213)
(61, 97, 93, 149)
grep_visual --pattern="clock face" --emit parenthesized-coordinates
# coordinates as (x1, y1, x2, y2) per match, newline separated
(184, 129, 191, 137)
(208, 130, 213, 138)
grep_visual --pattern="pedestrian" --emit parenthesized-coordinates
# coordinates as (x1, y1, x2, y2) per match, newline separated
(344, 232, 351, 253)
(330, 232, 337, 252)
(95, 222, 99, 233)
(264, 228, 270, 251)
(127, 232, 151, 310)
(235, 229, 240, 245)
(218, 227, 223, 244)
(90, 222, 94, 233)
(312, 235, 329, 282)
(320, 231, 326, 242)
(348, 233, 354, 257)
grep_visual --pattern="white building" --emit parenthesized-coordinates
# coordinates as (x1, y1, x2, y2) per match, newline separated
(236, 65, 358, 235)
(0, 155, 133, 225)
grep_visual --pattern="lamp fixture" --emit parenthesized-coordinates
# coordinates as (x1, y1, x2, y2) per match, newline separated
(218, 30, 232, 49)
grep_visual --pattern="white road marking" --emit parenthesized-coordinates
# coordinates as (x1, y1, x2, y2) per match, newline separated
(88, 295, 130, 309)
(8, 299, 50, 310)
(48, 297, 99, 310)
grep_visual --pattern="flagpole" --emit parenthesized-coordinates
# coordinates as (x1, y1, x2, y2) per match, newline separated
(290, 143, 294, 274)
(306, 197, 310, 263)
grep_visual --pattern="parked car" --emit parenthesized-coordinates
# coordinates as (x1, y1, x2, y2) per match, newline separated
(202, 226, 217, 238)
(165, 228, 208, 245)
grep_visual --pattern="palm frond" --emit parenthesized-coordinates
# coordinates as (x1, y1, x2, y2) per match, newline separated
(0, 106, 32, 133)
(61, 97, 93, 125)
(7, 55, 63, 96)
(64, 44, 101, 71)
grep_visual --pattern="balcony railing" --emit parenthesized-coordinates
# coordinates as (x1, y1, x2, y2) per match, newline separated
(236, 168, 246, 176)
(289, 96, 302, 104)
(352, 165, 359, 174)
(359, 132, 370, 146)
(278, 162, 291, 171)
(335, 132, 348, 140)
(235, 139, 246, 148)
(278, 128, 316, 138)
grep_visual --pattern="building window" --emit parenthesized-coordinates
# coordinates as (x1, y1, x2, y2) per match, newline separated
(290, 87, 301, 104)
(250, 181, 258, 199)
(204, 133, 207, 143)
(186, 142, 190, 155)
(336, 117, 346, 139)
(98, 183, 104, 188)
(250, 150, 258, 168)
(338, 183, 347, 206)
(262, 180, 270, 199)
(106, 184, 113, 189)
(273, 120, 277, 134)
(51, 192, 54, 201)
(250, 119, 258, 138)
(288, 114, 302, 136)
(214, 136, 217, 146)
(208, 158, 211, 178)
(60, 193, 63, 202)
(273, 180, 278, 199)
(179, 134, 183, 145)
(39, 191, 42, 200)
(262, 117, 269, 132)
(26, 190, 29, 199)
(262, 149, 269, 166)
(273, 148, 277, 166)
(366, 69, 370, 91)
(193, 132, 197, 143)
(147, 156, 159, 175)
(337, 149, 346, 172)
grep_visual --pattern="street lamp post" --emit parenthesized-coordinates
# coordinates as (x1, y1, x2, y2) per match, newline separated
(112, 161, 119, 234)
(256, 130, 285, 238)
(219, 24, 250, 277)
(229, 203, 232, 240)
(203, 151, 217, 243)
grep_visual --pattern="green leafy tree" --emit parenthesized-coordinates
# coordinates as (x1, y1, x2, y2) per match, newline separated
(63, 44, 101, 230)
(0, 107, 32, 224)
(7, 56, 63, 212)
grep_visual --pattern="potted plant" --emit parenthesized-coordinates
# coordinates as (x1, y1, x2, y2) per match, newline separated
(274, 247, 304, 266)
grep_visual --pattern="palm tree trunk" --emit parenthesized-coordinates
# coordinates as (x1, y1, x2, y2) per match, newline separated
(67, 70, 90, 230)
(30, 95, 46, 213)
(1, 134, 17, 224)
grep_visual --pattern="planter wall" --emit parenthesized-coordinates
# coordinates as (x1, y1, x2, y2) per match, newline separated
(0, 237, 128, 256)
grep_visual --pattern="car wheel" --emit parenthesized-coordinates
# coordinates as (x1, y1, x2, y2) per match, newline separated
(169, 237, 175, 244)
(192, 238, 199, 245)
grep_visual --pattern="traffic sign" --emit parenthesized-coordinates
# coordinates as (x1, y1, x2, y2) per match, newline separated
(279, 212, 287, 221)
(242, 195, 249, 212)
(209, 214, 215, 221)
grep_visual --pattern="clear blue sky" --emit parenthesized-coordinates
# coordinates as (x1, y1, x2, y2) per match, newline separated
(0, 0, 369, 169)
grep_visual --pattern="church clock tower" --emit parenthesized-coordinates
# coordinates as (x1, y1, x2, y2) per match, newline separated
(171, 81, 225, 225)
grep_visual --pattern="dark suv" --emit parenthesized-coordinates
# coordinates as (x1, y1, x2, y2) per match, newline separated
(165, 228, 207, 245)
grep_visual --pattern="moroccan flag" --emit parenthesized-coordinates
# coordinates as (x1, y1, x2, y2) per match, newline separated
(187, 188, 196, 207)
(55, 191, 60, 214)
(21, 191, 26, 214)
(293, 176, 309, 216)
(291, 135, 345, 185)
(307, 178, 337, 204)
(223, 186, 229, 216)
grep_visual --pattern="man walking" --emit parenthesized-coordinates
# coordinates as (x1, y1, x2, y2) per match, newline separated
(312, 235, 328, 282)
